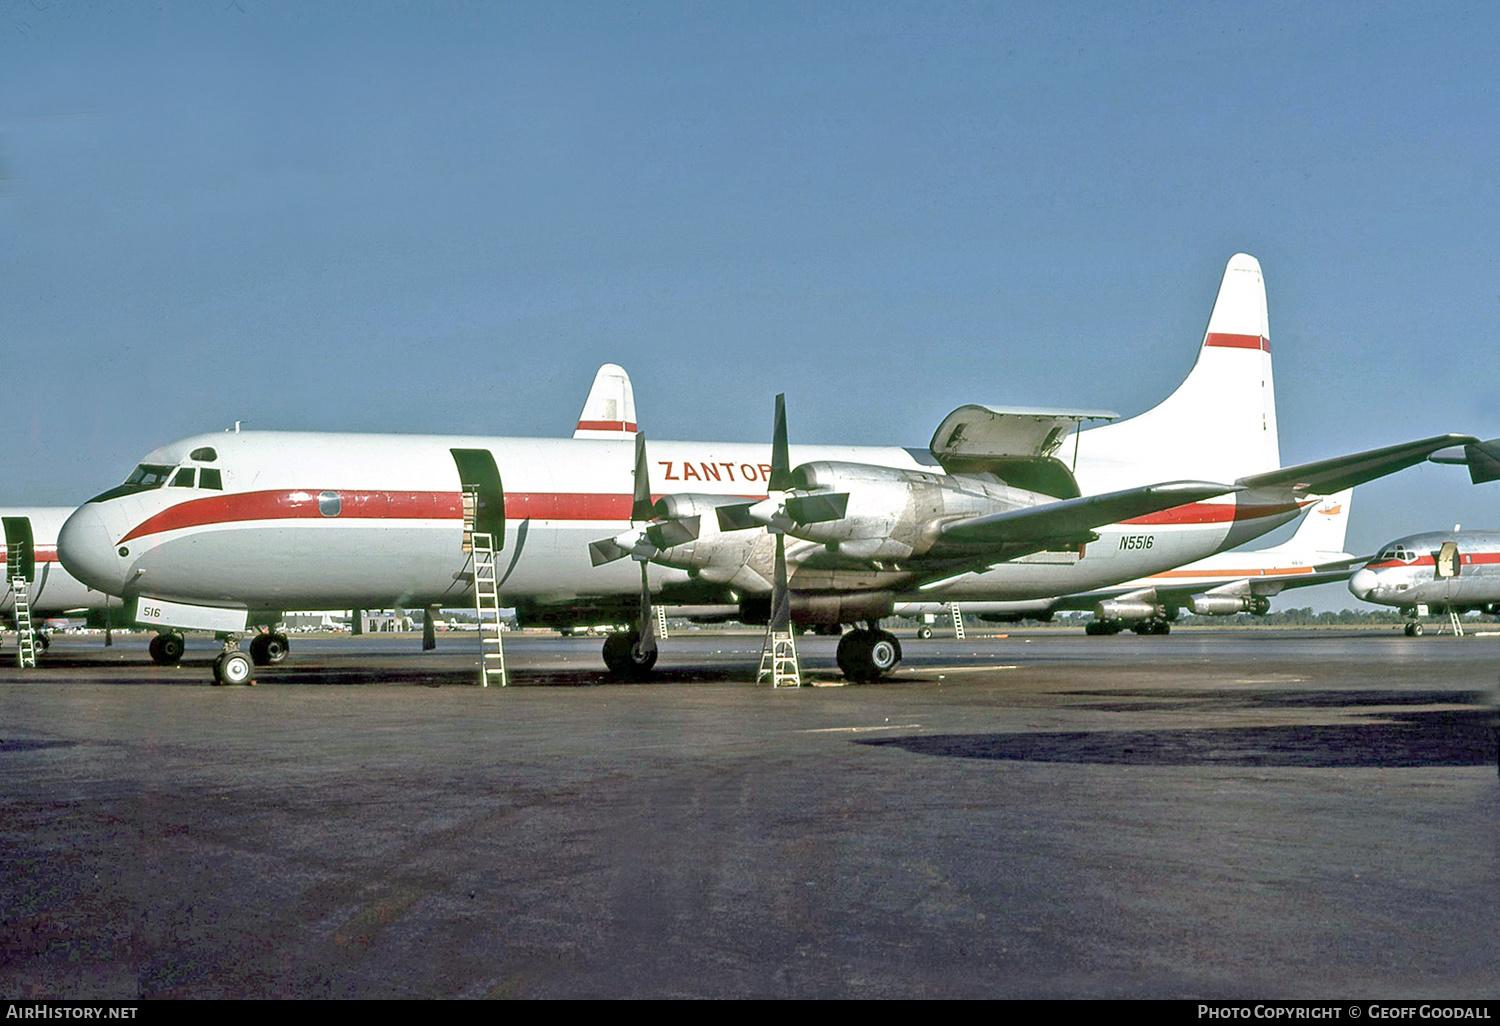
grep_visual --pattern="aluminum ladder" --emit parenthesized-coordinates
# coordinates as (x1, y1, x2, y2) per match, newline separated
(757, 628, 801, 688)
(470, 531, 507, 686)
(12, 575, 37, 669)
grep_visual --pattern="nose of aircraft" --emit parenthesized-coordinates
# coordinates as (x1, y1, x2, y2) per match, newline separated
(58, 503, 132, 596)
(1348, 568, 1378, 601)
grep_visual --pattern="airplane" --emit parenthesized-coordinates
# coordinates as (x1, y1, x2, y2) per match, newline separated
(891, 488, 1359, 634)
(1347, 528, 1500, 636)
(56, 254, 1496, 683)
(2, 508, 127, 656)
(0, 365, 638, 668)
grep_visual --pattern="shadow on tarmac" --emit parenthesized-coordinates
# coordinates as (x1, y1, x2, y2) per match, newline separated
(861, 709, 1500, 768)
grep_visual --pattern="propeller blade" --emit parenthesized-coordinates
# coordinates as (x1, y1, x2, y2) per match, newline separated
(645, 515, 700, 550)
(589, 538, 630, 566)
(769, 393, 793, 492)
(769, 532, 791, 633)
(636, 559, 658, 659)
(785, 492, 848, 525)
(716, 503, 761, 532)
(631, 431, 655, 521)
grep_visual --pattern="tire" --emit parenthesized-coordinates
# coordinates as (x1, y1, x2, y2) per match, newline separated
(249, 633, 291, 667)
(917, 627, 933, 639)
(836, 629, 901, 681)
(602, 630, 657, 679)
(213, 651, 254, 686)
(866, 631, 902, 676)
(151, 632, 185, 666)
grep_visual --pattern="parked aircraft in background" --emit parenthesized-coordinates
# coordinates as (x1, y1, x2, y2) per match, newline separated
(895, 488, 1358, 634)
(57, 255, 1495, 683)
(2, 509, 125, 653)
(1348, 528, 1500, 635)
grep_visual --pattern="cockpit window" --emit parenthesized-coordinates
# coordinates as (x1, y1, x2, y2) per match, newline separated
(199, 468, 223, 490)
(87, 464, 176, 503)
(1378, 546, 1417, 563)
(190, 447, 218, 462)
(170, 468, 196, 488)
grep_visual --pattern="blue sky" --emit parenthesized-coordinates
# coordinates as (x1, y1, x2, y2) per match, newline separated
(4, 1, 1497, 609)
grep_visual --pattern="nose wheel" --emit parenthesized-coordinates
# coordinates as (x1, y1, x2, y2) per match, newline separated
(212, 648, 255, 686)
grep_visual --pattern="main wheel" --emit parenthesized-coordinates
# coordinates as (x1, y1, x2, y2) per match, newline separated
(249, 632, 292, 666)
(602, 630, 657, 679)
(836, 629, 902, 681)
(212, 651, 254, 686)
(150, 632, 185, 665)
(917, 626, 933, 639)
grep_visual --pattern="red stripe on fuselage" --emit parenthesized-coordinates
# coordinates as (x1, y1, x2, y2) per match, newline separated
(1367, 551, 1500, 570)
(117, 490, 646, 543)
(575, 420, 638, 433)
(1122, 501, 1304, 526)
(1204, 332, 1270, 352)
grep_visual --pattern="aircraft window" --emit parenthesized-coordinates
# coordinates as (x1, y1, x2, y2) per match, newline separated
(199, 468, 223, 490)
(189, 447, 218, 462)
(1378, 549, 1398, 561)
(86, 463, 176, 503)
(318, 491, 341, 517)
(170, 468, 196, 488)
(127, 464, 173, 487)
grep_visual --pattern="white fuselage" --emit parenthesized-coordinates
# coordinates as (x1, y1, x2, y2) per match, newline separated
(2, 508, 123, 619)
(57, 428, 1296, 617)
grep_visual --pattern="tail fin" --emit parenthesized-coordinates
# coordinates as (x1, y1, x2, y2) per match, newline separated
(573, 364, 638, 439)
(1078, 254, 1279, 487)
(1280, 488, 1354, 556)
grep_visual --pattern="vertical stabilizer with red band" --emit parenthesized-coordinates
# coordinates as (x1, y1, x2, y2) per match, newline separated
(1077, 253, 1279, 490)
(572, 363, 639, 439)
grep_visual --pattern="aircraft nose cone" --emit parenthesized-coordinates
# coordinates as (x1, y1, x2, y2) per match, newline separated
(1348, 568, 1378, 601)
(58, 503, 131, 596)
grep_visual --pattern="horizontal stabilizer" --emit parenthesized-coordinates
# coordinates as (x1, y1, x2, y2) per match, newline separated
(939, 480, 1239, 547)
(1237, 434, 1479, 495)
(1428, 437, 1500, 484)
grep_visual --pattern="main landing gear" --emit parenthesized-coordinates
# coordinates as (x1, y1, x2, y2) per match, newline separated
(836, 624, 903, 681)
(248, 631, 291, 666)
(148, 631, 186, 665)
(602, 629, 658, 680)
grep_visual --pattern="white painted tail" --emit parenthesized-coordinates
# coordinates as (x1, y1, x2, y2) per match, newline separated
(1270, 488, 1354, 557)
(1077, 254, 1279, 490)
(573, 364, 638, 439)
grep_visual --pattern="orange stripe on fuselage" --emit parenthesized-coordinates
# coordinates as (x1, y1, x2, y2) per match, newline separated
(1147, 566, 1315, 581)
(1204, 332, 1270, 352)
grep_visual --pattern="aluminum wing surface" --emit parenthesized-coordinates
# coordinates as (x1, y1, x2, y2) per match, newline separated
(938, 480, 1240, 547)
(1428, 437, 1500, 485)
(1237, 434, 1480, 495)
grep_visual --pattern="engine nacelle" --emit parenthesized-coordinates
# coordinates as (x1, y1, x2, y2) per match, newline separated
(783, 461, 1045, 559)
(1096, 599, 1163, 621)
(739, 590, 896, 626)
(1189, 594, 1272, 616)
(648, 494, 765, 584)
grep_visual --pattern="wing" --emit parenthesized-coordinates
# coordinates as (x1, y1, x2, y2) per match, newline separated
(938, 480, 1240, 547)
(1237, 434, 1479, 494)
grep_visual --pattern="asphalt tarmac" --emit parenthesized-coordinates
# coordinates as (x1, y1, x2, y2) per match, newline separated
(1, 627, 1496, 999)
